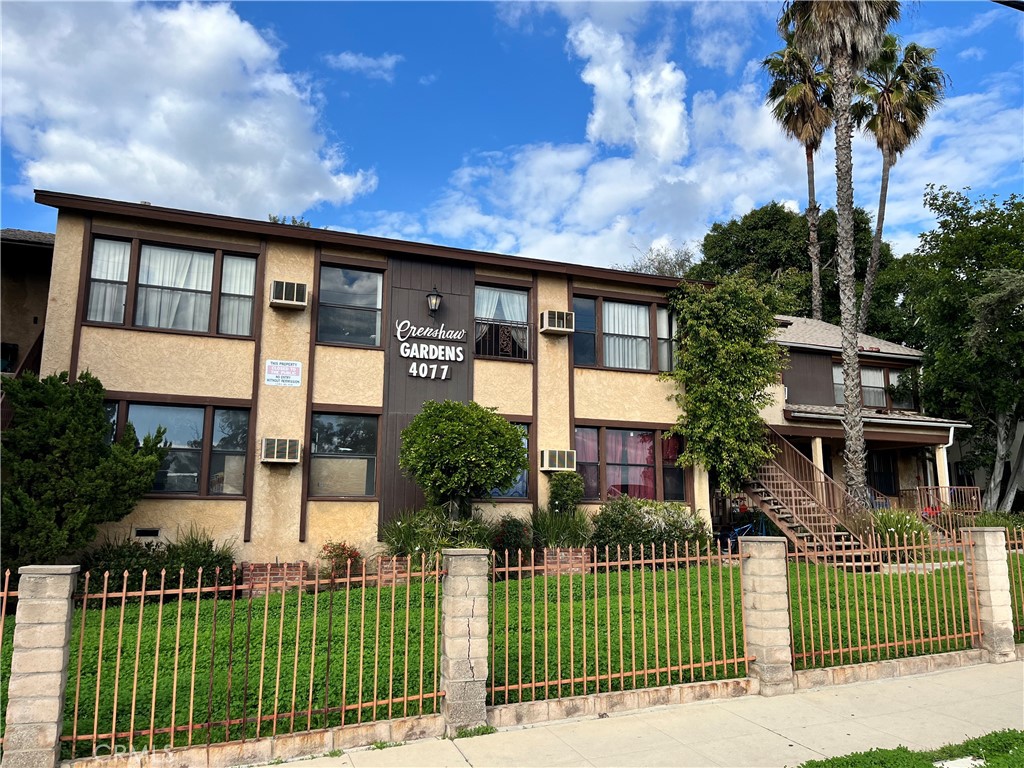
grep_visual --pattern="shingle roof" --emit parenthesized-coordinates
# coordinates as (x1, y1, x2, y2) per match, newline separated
(1, 228, 55, 245)
(785, 403, 968, 428)
(774, 315, 922, 360)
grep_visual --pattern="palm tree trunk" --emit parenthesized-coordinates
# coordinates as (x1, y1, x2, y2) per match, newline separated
(858, 148, 892, 332)
(832, 53, 869, 505)
(806, 145, 822, 321)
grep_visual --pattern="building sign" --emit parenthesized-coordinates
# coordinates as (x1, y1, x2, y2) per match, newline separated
(264, 359, 302, 386)
(394, 319, 467, 381)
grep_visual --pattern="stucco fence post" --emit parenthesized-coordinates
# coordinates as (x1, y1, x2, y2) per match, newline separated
(962, 527, 1016, 663)
(2, 565, 80, 768)
(740, 537, 796, 696)
(439, 548, 490, 737)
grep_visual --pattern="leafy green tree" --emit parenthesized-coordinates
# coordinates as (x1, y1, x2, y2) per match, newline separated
(763, 31, 833, 320)
(856, 34, 947, 331)
(399, 400, 528, 518)
(899, 187, 1024, 511)
(267, 214, 312, 227)
(1, 371, 167, 568)
(781, 0, 901, 504)
(665, 276, 787, 494)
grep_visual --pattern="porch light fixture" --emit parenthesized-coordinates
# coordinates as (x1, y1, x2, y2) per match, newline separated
(426, 286, 443, 316)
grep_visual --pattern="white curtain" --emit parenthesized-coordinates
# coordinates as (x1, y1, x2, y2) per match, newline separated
(218, 256, 256, 335)
(604, 301, 650, 369)
(87, 239, 130, 323)
(135, 245, 213, 332)
(861, 367, 887, 407)
(656, 307, 675, 372)
(475, 286, 502, 340)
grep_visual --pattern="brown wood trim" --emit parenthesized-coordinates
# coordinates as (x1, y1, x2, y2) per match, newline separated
(477, 276, 534, 289)
(69, 216, 94, 379)
(104, 391, 252, 407)
(307, 494, 379, 502)
(573, 287, 671, 305)
(575, 418, 676, 430)
(299, 247, 322, 543)
(144, 493, 247, 501)
(319, 253, 389, 271)
(648, 303, 658, 374)
(36, 190, 692, 291)
(473, 354, 533, 365)
(567, 277, 576, 458)
(80, 319, 257, 343)
(314, 338, 385, 352)
(310, 403, 383, 414)
(243, 239, 268, 542)
(598, 428, 608, 503)
(529, 274, 539, 507)
(90, 223, 261, 254)
(198, 405, 215, 494)
(209, 249, 224, 336)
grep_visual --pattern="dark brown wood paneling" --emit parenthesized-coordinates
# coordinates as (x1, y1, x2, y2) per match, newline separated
(380, 257, 474, 526)
(783, 351, 835, 406)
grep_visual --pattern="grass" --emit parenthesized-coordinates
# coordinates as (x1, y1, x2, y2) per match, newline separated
(453, 725, 496, 738)
(799, 729, 1024, 767)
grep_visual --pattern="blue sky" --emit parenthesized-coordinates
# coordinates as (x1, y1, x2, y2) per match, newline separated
(2, 1, 1021, 268)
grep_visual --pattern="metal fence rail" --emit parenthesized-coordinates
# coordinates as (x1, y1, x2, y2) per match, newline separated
(789, 532, 980, 669)
(1008, 528, 1024, 643)
(56, 558, 442, 760)
(488, 544, 750, 706)
(0, 571, 17, 749)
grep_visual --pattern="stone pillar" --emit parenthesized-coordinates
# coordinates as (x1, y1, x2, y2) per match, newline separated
(3, 565, 80, 768)
(740, 537, 795, 696)
(440, 548, 489, 736)
(962, 528, 1016, 663)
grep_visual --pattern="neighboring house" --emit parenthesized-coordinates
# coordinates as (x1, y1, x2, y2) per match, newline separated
(0, 228, 53, 375)
(11, 190, 972, 564)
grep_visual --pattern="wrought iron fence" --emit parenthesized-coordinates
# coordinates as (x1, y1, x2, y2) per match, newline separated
(1008, 527, 1024, 643)
(789, 531, 980, 670)
(54, 558, 442, 760)
(488, 544, 750, 706)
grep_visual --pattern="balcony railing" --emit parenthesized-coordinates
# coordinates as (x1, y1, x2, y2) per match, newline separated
(474, 320, 531, 361)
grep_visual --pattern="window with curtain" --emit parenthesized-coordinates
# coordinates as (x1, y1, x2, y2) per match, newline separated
(657, 307, 677, 372)
(475, 286, 529, 359)
(861, 367, 887, 407)
(135, 245, 214, 332)
(123, 403, 248, 496)
(832, 364, 844, 405)
(85, 237, 257, 337)
(575, 427, 600, 499)
(87, 239, 131, 323)
(891, 369, 916, 410)
(318, 266, 382, 347)
(604, 302, 650, 370)
(606, 429, 656, 499)
(309, 414, 378, 496)
(491, 423, 529, 498)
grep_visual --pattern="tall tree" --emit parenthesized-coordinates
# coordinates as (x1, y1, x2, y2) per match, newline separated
(615, 244, 695, 278)
(856, 34, 947, 331)
(782, 0, 901, 504)
(763, 31, 833, 320)
(898, 188, 1024, 512)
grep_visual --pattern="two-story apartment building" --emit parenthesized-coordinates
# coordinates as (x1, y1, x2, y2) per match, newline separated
(18, 191, 967, 563)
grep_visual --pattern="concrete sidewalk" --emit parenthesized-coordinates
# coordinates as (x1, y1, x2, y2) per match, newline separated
(282, 661, 1023, 768)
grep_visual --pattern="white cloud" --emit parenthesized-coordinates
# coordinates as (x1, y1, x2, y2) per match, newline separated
(419, 74, 438, 86)
(687, 1, 774, 76)
(957, 47, 986, 62)
(1, 1, 376, 217)
(912, 8, 1002, 48)
(325, 51, 404, 82)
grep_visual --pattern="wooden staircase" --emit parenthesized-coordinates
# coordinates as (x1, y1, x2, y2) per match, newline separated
(742, 428, 875, 564)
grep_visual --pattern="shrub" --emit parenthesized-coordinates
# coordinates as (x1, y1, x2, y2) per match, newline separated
(84, 536, 164, 591)
(590, 496, 711, 558)
(319, 540, 363, 575)
(161, 525, 236, 585)
(975, 511, 1024, 531)
(399, 400, 528, 517)
(872, 509, 930, 562)
(531, 507, 591, 549)
(491, 515, 534, 556)
(547, 472, 585, 516)
(380, 507, 496, 563)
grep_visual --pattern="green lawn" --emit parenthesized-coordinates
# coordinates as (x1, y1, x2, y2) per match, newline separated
(799, 729, 1024, 767)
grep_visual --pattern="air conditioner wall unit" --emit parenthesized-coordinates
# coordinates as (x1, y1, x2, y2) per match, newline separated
(540, 310, 575, 335)
(540, 449, 577, 472)
(261, 437, 301, 463)
(270, 280, 309, 309)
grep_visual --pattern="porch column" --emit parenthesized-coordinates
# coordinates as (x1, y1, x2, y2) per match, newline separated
(810, 437, 825, 473)
(936, 444, 951, 503)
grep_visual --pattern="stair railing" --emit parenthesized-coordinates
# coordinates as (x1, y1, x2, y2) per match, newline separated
(764, 427, 874, 545)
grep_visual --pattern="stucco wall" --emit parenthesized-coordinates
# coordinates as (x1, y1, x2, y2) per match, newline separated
(574, 367, 678, 424)
(473, 359, 532, 416)
(40, 213, 86, 375)
(79, 327, 254, 398)
(304, 501, 382, 562)
(535, 275, 572, 508)
(98, 498, 246, 552)
(761, 382, 787, 425)
(313, 346, 385, 406)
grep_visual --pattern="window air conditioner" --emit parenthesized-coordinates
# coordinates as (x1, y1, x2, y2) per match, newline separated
(540, 449, 577, 472)
(261, 437, 301, 463)
(269, 280, 309, 309)
(539, 310, 575, 335)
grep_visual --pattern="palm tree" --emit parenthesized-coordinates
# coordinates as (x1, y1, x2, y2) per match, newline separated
(856, 34, 947, 332)
(781, 0, 901, 504)
(763, 33, 833, 321)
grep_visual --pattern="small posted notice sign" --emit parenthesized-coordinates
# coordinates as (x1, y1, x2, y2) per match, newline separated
(265, 359, 302, 387)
